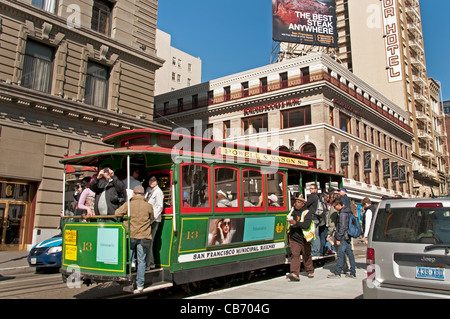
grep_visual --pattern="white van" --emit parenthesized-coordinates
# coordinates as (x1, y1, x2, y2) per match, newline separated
(363, 198, 450, 299)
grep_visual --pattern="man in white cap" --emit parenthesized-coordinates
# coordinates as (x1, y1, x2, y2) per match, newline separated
(216, 190, 232, 207)
(268, 194, 280, 207)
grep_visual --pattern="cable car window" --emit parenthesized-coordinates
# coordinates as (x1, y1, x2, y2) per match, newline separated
(242, 169, 264, 209)
(266, 172, 286, 208)
(214, 167, 240, 210)
(181, 164, 210, 209)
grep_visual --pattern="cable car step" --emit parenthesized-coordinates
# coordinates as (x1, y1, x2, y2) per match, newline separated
(132, 282, 173, 294)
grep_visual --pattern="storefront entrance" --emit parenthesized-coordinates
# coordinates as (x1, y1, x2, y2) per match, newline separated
(0, 182, 30, 251)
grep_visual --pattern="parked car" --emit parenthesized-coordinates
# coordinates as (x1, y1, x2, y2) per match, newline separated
(28, 233, 62, 270)
(363, 198, 450, 299)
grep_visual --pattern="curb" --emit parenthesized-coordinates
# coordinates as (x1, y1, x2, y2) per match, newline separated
(0, 266, 36, 276)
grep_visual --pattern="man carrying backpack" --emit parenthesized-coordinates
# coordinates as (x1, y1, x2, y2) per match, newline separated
(327, 198, 356, 279)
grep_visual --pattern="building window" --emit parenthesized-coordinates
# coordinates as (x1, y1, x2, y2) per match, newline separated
(329, 107, 334, 126)
(177, 98, 183, 112)
(242, 82, 249, 97)
(21, 40, 54, 94)
(223, 120, 231, 139)
(329, 145, 336, 172)
(171, 72, 175, 81)
(187, 78, 191, 86)
(32, 0, 57, 13)
(163, 102, 169, 115)
(85, 61, 109, 108)
(354, 153, 360, 181)
(374, 161, 380, 187)
(242, 114, 268, 135)
(280, 72, 288, 88)
(172, 57, 176, 66)
(177, 74, 181, 83)
(91, 0, 112, 35)
(188, 63, 192, 72)
(301, 143, 316, 158)
(281, 106, 311, 129)
(224, 86, 231, 101)
(339, 113, 351, 133)
(192, 94, 198, 108)
(260, 77, 268, 93)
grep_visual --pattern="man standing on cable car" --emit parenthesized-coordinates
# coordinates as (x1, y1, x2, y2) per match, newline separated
(90, 166, 126, 216)
(145, 176, 164, 269)
(115, 185, 154, 293)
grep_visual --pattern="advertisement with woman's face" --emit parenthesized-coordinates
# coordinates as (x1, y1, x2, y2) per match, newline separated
(207, 218, 245, 246)
(207, 216, 276, 247)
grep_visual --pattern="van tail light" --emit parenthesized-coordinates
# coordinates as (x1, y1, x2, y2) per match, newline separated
(366, 248, 375, 278)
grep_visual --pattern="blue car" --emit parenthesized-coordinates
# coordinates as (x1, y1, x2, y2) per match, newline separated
(28, 233, 62, 269)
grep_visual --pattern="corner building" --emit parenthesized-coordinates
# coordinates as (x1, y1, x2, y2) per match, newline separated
(334, 0, 449, 197)
(0, 0, 168, 250)
(155, 53, 415, 203)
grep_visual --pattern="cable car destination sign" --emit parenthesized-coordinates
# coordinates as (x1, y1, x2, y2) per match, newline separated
(220, 147, 310, 168)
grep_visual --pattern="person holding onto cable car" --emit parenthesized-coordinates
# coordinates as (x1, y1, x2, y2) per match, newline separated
(287, 194, 315, 281)
(115, 185, 154, 293)
(145, 176, 164, 269)
(90, 166, 126, 216)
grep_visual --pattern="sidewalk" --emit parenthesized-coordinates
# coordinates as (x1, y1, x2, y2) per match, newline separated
(0, 250, 34, 276)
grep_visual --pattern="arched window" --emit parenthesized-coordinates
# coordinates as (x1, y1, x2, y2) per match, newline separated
(354, 153, 360, 181)
(301, 143, 316, 158)
(329, 144, 336, 172)
(374, 161, 380, 187)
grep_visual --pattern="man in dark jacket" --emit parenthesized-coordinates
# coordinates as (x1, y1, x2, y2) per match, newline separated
(287, 195, 314, 281)
(327, 198, 356, 279)
(90, 167, 126, 215)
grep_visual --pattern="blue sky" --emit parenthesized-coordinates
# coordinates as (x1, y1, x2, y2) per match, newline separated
(157, 0, 450, 101)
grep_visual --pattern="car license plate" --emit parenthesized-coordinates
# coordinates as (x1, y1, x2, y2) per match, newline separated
(416, 266, 445, 281)
(30, 258, 37, 265)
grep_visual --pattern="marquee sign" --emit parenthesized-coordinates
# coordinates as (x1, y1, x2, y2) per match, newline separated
(382, 0, 403, 83)
(221, 147, 310, 167)
(243, 98, 301, 116)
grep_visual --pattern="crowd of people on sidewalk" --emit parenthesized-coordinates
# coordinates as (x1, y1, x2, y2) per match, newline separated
(287, 185, 377, 282)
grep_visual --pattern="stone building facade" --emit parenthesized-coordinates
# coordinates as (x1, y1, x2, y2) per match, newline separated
(0, 0, 167, 249)
(155, 53, 415, 203)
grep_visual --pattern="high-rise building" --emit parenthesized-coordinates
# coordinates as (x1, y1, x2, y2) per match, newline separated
(277, 0, 448, 196)
(155, 29, 202, 95)
(0, 0, 167, 249)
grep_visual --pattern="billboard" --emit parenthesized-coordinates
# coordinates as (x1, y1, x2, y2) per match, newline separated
(272, 0, 338, 47)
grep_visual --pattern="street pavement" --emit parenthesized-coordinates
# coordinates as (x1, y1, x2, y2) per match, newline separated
(0, 250, 33, 277)
(188, 240, 368, 300)
(0, 240, 368, 299)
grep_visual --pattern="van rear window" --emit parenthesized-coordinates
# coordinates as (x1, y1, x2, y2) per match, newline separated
(372, 207, 450, 244)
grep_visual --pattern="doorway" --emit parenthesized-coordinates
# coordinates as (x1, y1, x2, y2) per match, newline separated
(0, 182, 30, 251)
